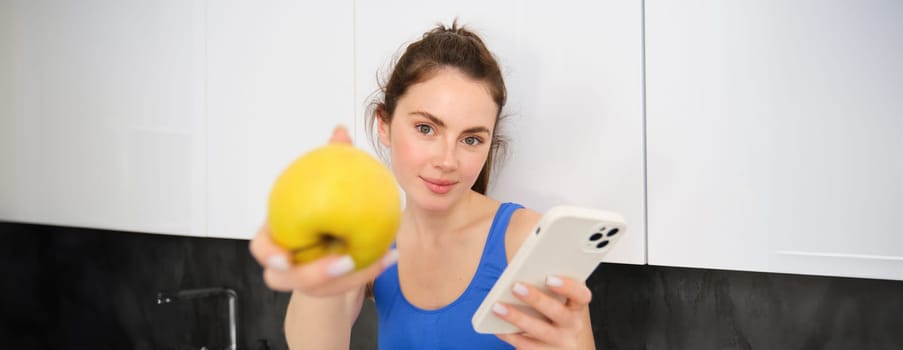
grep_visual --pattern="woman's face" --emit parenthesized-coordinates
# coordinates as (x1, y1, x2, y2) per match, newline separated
(379, 68, 498, 212)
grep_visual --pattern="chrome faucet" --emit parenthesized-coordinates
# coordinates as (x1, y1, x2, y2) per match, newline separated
(156, 288, 238, 350)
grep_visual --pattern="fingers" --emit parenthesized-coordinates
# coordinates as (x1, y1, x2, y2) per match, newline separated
(263, 254, 354, 292)
(305, 249, 398, 296)
(491, 276, 592, 347)
(505, 276, 591, 327)
(509, 281, 575, 329)
(492, 301, 561, 345)
(329, 124, 353, 144)
(262, 248, 398, 296)
(251, 221, 398, 295)
(495, 333, 545, 350)
(248, 223, 291, 271)
(545, 275, 593, 310)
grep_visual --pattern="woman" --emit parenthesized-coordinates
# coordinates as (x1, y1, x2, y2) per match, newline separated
(250, 21, 595, 349)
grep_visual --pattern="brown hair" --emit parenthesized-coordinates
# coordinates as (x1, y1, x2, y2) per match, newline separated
(367, 20, 508, 195)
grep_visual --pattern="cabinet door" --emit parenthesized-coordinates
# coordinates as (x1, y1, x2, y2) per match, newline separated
(206, 1, 354, 239)
(646, 0, 903, 280)
(354, 0, 646, 263)
(0, 1, 206, 236)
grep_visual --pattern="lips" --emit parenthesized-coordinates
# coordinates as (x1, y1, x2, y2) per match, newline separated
(421, 176, 458, 194)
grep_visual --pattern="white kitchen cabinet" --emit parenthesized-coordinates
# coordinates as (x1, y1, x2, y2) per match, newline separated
(205, 0, 355, 239)
(0, 0, 207, 236)
(646, 0, 903, 280)
(354, 0, 647, 264)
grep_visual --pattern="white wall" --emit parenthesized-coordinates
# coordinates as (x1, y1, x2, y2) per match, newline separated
(0, 0, 206, 236)
(646, 0, 903, 280)
(205, 0, 354, 239)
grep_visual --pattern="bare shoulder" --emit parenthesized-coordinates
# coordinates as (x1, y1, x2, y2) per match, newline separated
(504, 206, 543, 262)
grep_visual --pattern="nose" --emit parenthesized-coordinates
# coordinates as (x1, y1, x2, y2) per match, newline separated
(432, 139, 458, 172)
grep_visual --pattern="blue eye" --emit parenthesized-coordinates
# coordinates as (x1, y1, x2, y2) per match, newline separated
(464, 136, 482, 146)
(417, 124, 433, 134)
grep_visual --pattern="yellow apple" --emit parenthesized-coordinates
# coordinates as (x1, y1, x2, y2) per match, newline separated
(267, 143, 401, 269)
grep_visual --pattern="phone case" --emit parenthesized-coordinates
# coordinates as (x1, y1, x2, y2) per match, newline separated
(471, 206, 626, 334)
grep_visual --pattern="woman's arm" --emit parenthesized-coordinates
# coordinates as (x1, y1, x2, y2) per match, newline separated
(252, 225, 394, 349)
(577, 307, 596, 349)
(249, 126, 397, 349)
(284, 286, 366, 349)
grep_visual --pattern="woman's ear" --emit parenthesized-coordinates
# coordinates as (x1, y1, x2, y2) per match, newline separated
(377, 111, 391, 147)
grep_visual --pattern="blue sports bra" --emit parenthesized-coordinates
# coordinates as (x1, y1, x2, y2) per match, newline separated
(372, 202, 524, 349)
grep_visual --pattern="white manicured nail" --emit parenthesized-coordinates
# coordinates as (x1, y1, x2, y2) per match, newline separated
(492, 303, 509, 316)
(381, 249, 400, 267)
(327, 255, 355, 277)
(546, 275, 564, 287)
(512, 282, 529, 296)
(267, 255, 290, 271)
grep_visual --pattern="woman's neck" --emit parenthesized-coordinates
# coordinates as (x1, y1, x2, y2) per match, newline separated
(403, 191, 490, 245)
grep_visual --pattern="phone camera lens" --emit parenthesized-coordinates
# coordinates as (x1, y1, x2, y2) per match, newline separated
(607, 228, 620, 237)
(596, 240, 609, 249)
(589, 233, 604, 241)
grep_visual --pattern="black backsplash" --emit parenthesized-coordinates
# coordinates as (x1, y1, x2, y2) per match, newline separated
(2, 222, 901, 350)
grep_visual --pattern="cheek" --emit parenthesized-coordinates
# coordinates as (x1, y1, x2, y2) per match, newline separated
(388, 133, 428, 173)
(460, 151, 489, 180)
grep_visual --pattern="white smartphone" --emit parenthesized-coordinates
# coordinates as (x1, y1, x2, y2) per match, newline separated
(471, 206, 627, 334)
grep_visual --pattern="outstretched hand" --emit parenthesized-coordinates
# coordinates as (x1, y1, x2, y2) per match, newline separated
(492, 276, 594, 350)
(248, 125, 398, 297)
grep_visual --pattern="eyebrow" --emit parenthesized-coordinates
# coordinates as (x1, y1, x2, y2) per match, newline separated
(409, 111, 492, 135)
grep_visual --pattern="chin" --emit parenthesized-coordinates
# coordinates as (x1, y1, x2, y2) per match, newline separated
(409, 190, 460, 212)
